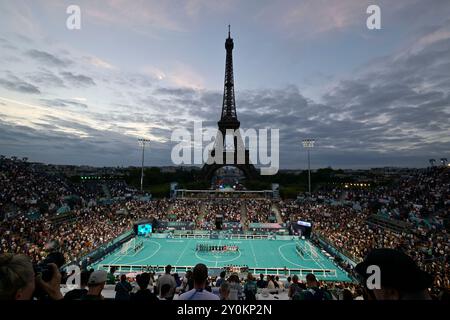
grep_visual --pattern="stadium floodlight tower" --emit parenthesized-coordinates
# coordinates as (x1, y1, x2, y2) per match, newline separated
(138, 138, 150, 193)
(302, 138, 315, 194)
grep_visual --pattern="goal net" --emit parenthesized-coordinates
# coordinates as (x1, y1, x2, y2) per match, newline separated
(306, 241, 320, 259)
(118, 238, 135, 255)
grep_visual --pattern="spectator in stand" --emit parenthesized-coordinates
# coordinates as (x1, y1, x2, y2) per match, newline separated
(64, 270, 91, 300)
(81, 270, 107, 300)
(107, 267, 117, 285)
(228, 273, 243, 300)
(215, 270, 226, 288)
(285, 276, 292, 289)
(219, 282, 230, 300)
(256, 273, 267, 289)
(178, 264, 219, 300)
(131, 273, 158, 302)
(296, 274, 332, 300)
(276, 276, 284, 290)
(0, 253, 63, 300)
(159, 284, 172, 300)
(243, 273, 257, 301)
(341, 288, 354, 300)
(156, 265, 177, 300)
(288, 275, 302, 300)
(355, 248, 433, 300)
(115, 274, 133, 300)
(173, 273, 182, 288)
(267, 275, 276, 290)
(181, 270, 194, 293)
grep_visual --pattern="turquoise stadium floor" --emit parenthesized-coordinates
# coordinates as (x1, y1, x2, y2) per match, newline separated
(92, 237, 350, 281)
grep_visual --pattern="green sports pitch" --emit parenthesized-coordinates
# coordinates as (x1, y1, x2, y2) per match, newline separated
(92, 237, 350, 282)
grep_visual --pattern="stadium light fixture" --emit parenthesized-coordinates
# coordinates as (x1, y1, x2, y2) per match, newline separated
(302, 138, 315, 193)
(138, 138, 151, 193)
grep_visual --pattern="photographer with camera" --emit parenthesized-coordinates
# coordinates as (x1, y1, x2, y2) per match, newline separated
(0, 253, 63, 300)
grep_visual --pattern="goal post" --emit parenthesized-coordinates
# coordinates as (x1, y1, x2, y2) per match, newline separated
(118, 238, 136, 255)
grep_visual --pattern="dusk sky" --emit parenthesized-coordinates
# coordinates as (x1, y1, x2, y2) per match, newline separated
(0, 0, 449, 169)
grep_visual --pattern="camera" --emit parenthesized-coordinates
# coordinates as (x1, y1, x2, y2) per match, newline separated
(33, 252, 66, 282)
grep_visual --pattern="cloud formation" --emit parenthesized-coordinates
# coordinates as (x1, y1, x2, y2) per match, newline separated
(0, 1, 449, 169)
(26, 49, 71, 67)
(0, 75, 41, 94)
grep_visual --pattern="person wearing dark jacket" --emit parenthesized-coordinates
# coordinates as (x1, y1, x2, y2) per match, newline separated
(131, 273, 158, 302)
(115, 274, 132, 300)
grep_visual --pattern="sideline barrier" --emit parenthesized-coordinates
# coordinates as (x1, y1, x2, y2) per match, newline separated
(96, 263, 337, 279)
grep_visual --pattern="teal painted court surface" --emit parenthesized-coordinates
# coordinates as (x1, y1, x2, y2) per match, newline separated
(92, 237, 350, 282)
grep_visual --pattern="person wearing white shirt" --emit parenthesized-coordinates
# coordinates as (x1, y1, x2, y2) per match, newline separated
(267, 276, 276, 290)
(178, 264, 219, 301)
(156, 265, 177, 299)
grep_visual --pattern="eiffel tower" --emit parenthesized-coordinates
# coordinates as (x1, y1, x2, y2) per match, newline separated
(202, 26, 257, 181)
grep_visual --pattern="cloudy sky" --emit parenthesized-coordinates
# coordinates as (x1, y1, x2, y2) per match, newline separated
(0, 0, 449, 169)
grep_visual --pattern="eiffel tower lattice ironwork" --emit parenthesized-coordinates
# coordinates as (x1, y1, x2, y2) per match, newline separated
(202, 26, 257, 181)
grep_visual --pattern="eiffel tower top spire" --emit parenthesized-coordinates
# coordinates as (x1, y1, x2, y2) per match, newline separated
(219, 25, 239, 130)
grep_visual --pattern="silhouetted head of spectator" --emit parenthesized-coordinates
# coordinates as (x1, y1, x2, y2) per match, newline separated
(292, 275, 299, 283)
(306, 273, 319, 287)
(438, 288, 450, 302)
(355, 248, 433, 300)
(0, 253, 63, 300)
(120, 274, 127, 282)
(219, 281, 230, 300)
(0, 254, 35, 300)
(86, 270, 107, 297)
(160, 284, 171, 299)
(259, 273, 264, 280)
(341, 288, 353, 300)
(220, 271, 226, 279)
(136, 272, 150, 290)
(192, 263, 208, 288)
(165, 265, 172, 274)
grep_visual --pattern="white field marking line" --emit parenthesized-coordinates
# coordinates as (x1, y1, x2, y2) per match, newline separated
(277, 243, 310, 269)
(175, 238, 192, 265)
(108, 250, 125, 265)
(249, 239, 258, 267)
(126, 240, 162, 265)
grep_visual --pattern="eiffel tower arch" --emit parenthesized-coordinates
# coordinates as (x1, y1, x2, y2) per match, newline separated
(202, 26, 258, 182)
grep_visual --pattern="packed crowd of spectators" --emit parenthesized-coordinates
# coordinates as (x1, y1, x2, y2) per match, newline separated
(1, 157, 448, 299)
(0, 158, 75, 218)
(203, 200, 242, 222)
(245, 199, 275, 223)
(3, 253, 445, 300)
(168, 199, 203, 222)
(277, 167, 449, 294)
